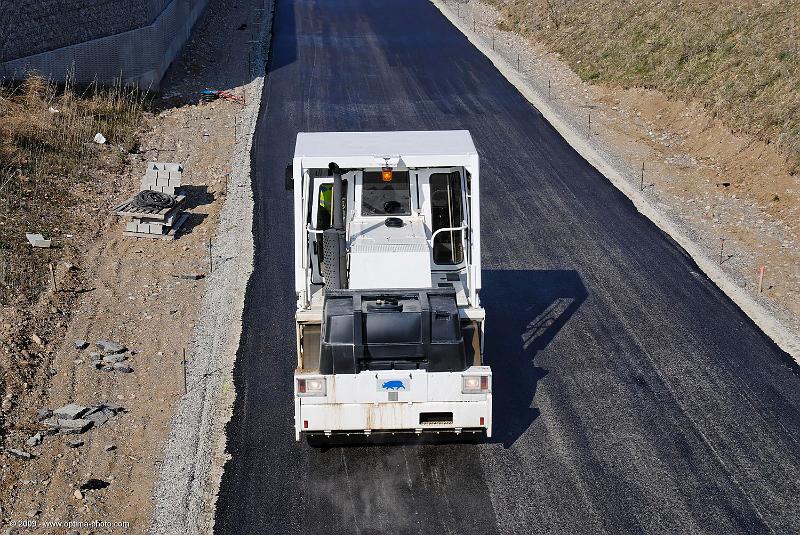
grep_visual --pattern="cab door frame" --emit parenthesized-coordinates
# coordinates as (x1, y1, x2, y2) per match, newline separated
(308, 173, 355, 285)
(414, 167, 469, 271)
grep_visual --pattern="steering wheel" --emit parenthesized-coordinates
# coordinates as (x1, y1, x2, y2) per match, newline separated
(383, 200, 402, 213)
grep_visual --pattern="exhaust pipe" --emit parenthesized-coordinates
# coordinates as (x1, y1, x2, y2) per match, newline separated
(323, 162, 347, 289)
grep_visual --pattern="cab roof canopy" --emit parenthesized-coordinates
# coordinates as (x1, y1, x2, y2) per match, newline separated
(293, 130, 478, 170)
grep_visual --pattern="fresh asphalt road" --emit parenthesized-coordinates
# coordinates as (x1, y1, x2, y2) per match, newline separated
(213, 0, 800, 533)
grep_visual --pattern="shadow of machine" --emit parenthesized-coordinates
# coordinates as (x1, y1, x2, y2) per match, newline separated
(481, 269, 588, 448)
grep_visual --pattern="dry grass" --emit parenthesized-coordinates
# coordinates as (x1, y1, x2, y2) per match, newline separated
(488, 0, 800, 171)
(0, 74, 147, 304)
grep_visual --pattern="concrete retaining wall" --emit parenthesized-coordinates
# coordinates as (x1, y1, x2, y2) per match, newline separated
(0, 0, 208, 89)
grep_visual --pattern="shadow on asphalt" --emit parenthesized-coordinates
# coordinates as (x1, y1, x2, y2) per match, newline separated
(482, 269, 588, 448)
(269, 0, 297, 72)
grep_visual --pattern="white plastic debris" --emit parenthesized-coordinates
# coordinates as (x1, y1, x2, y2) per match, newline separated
(25, 233, 51, 248)
(93, 133, 106, 144)
(48, 106, 60, 113)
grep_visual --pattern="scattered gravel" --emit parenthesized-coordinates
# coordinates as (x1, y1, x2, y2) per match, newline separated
(96, 339, 126, 354)
(25, 433, 42, 447)
(6, 448, 32, 460)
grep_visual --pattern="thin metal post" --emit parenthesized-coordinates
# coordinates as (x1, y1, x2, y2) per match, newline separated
(640, 162, 645, 191)
(208, 238, 213, 274)
(588, 112, 591, 138)
(182, 348, 187, 394)
(719, 237, 725, 264)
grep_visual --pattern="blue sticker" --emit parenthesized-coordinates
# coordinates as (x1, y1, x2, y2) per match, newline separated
(382, 380, 406, 391)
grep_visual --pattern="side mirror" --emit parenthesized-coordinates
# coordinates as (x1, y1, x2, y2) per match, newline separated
(285, 164, 293, 191)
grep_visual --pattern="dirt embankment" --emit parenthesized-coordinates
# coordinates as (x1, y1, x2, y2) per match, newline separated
(442, 0, 799, 341)
(0, 0, 264, 531)
(488, 0, 800, 172)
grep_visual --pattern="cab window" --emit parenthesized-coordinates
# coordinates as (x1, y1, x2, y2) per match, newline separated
(316, 181, 347, 231)
(361, 171, 411, 216)
(315, 181, 347, 270)
(430, 171, 464, 264)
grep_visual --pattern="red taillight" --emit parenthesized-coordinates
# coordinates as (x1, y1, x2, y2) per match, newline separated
(480, 376, 488, 390)
(303, 420, 308, 429)
(298, 380, 306, 393)
(480, 417, 485, 426)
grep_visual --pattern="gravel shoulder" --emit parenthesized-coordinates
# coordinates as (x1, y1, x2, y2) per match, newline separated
(435, 0, 800, 358)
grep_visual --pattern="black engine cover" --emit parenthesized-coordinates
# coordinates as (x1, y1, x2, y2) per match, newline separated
(319, 289, 468, 374)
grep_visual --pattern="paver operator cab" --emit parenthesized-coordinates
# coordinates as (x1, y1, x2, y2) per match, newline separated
(288, 131, 490, 442)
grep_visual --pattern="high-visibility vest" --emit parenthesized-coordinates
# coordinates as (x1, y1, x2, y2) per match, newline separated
(319, 185, 332, 209)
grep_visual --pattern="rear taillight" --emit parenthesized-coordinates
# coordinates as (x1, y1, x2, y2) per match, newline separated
(462, 375, 491, 394)
(297, 377, 326, 396)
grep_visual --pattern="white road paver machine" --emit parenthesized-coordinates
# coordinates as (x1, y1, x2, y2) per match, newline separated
(289, 130, 490, 442)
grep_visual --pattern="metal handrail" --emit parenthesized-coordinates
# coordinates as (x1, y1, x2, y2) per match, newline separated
(306, 225, 324, 235)
(429, 225, 467, 246)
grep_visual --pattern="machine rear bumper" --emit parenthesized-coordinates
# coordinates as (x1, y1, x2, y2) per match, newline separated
(295, 398, 492, 440)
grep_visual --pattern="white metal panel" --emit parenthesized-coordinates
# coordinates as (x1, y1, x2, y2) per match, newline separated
(300, 155, 471, 170)
(295, 131, 479, 172)
(348, 218, 433, 289)
(295, 130, 477, 159)
(293, 157, 305, 302)
(293, 371, 492, 438)
(326, 372, 429, 403)
(297, 367, 491, 404)
(349, 246, 433, 289)
(299, 399, 491, 436)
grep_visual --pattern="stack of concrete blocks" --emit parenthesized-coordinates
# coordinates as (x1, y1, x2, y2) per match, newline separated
(124, 162, 186, 237)
(142, 162, 183, 194)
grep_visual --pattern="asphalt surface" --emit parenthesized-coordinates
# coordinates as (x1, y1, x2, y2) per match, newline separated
(213, 1, 800, 533)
